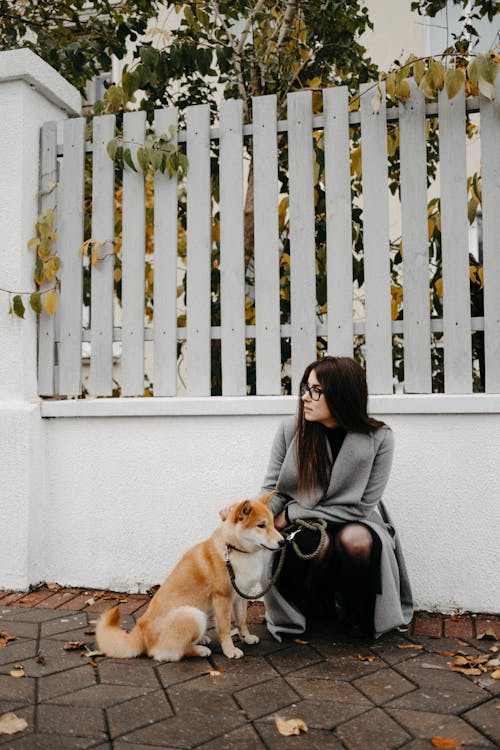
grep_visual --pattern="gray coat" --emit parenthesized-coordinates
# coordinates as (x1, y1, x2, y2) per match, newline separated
(260, 416, 413, 640)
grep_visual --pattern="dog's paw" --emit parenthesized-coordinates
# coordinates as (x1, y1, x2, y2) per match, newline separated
(225, 646, 244, 659)
(242, 633, 259, 645)
(198, 635, 212, 646)
(193, 645, 212, 657)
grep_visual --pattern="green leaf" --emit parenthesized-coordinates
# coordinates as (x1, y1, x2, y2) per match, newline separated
(12, 295, 25, 319)
(106, 137, 119, 161)
(123, 148, 137, 172)
(34, 258, 44, 285)
(445, 68, 465, 100)
(29, 292, 42, 314)
(476, 53, 499, 86)
(137, 146, 150, 174)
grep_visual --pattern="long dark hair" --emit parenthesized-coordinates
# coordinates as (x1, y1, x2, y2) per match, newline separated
(296, 356, 386, 497)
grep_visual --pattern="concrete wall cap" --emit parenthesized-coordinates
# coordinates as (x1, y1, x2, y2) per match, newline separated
(0, 48, 81, 115)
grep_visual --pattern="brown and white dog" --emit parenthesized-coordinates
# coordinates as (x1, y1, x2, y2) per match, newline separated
(96, 492, 284, 662)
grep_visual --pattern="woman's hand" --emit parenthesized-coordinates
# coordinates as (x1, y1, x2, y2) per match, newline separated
(274, 511, 288, 530)
(218, 503, 237, 522)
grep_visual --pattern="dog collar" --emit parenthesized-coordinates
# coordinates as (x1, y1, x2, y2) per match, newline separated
(225, 543, 248, 555)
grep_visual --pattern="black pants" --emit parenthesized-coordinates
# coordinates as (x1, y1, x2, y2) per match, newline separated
(275, 522, 382, 629)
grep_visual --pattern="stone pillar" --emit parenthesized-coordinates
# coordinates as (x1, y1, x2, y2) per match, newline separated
(0, 49, 80, 589)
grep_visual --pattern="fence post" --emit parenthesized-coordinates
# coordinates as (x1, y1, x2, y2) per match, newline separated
(0, 49, 80, 589)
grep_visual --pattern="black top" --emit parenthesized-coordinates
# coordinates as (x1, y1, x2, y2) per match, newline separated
(325, 426, 346, 467)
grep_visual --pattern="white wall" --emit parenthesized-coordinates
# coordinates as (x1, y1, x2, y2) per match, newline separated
(34, 399, 500, 615)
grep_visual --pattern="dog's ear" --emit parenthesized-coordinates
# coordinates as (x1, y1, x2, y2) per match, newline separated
(259, 490, 276, 506)
(233, 500, 252, 521)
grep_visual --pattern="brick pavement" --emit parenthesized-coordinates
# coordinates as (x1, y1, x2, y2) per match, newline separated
(0, 588, 498, 749)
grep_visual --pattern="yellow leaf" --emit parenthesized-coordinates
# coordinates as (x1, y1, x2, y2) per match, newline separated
(0, 713, 28, 736)
(293, 638, 309, 644)
(27, 237, 40, 251)
(491, 669, 500, 680)
(397, 643, 423, 650)
(9, 667, 25, 678)
(357, 653, 376, 662)
(431, 737, 464, 748)
(395, 78, 411, 101)
(274, 715, 308, 736)
(91, 248, 100, 267)
(413, 58, 425, 85)
(43, 291, 58, 316)
(114, 268, 122, 283)
(445, 68, 465, 100)
(434, 278, 443, 299)
(0, 631, 16, 648)
(201, 668, 224, 676)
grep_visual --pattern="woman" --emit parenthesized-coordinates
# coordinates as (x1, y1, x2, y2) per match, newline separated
(259, 356, 413, 641)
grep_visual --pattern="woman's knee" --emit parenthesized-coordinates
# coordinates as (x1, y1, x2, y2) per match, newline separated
(334, 523, 373, 561)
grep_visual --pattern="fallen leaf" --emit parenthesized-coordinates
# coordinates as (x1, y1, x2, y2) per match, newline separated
(201, 669, 225, 676)
(10, 666, 25, 678)
(275, 715, 308, 736)
(491, 669, 500, 680)
(488, 658, 500, 668)
(83, 649, 104, 658)
(63, 641, 87, 651)
(489, 645, 499, 653)
(88, 661, 98, 669)
(46, 582, 61, 590)
(35, 652, 46, 666)
(397, 643, 423, 650)
(357, 653, 376, 662)
(440, 651, 456, 657)
(477, 627, 497, 640)
(431, 736, 464, 748)
(84, 629, 96, 636)
(457, 640, 469, 646)
(293, 638, 309, 644)
(450, 666, 482, 676)
(0, 712, 28, 736)
(448, 615, 459, 622)
(0, 631, 16, 648)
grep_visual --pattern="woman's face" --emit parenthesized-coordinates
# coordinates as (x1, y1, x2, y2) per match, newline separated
(301, 368, 337, 428)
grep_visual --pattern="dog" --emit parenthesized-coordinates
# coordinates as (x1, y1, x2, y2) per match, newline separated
(96, 492, 284, 662)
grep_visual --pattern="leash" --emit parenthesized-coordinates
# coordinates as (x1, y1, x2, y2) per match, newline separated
(224, 518, 328, 600)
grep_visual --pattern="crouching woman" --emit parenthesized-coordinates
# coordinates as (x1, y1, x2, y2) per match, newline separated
(261, 356, 413, 641)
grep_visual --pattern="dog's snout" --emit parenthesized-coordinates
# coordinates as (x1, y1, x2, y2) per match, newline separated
(277, 538, 286, 548)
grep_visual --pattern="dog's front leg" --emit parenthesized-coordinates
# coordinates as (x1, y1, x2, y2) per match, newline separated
(213, 595, 243, 659)
(233, 596, 259, 645)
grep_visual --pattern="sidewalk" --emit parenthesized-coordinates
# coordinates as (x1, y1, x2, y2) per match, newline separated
(0, 588, 498, 750)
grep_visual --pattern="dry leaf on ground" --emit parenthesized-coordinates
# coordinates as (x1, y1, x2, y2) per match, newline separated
(9, 666, 25, 678)
(0, 631, 16, 648)
(201, 669, 224, 676)
(397, 643, 423, 650)
(491, 669, 500, 680)
(63, 641, 87, 651)
(431, 736, 464, 748)
(293, 638, 309, 644)
(477, 627, 497, 640)
(46, 582, 61, 590)
(357, 653, 376, 662)
(0, 713, 28, 736)
(275, 715, 308, 736)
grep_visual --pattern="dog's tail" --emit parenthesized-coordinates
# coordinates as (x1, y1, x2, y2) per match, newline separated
(95, 606, 145, 658)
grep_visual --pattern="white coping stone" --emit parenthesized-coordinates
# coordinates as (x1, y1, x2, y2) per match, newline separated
(0, 48, 81, 115)
(39, 393, 500, 417)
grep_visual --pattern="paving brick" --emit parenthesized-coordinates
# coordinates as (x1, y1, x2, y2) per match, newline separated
(120, 711, 245, 748)
(265, 697, 370, 730)
(13, 590, 57, 608)
(394, 652, 488, 695)
(38, 665, 97, 702)
(57, 592, 101, 611)
(386, 686, 486, 714)
(44, 683, 156, 708)
(40, 613, 90, 637)
(38, 590, 82, 609)
(0, 639, 38, 668)
(0, 734, 100, 749)
(444, 615, 474, 639)
(353, 667, 415, 705)
(234, 677, 301, 720)
(36, 703, 107, 739)
(255, 720, 344, 749)
(463, 698, 500, 746)
(195, 723, 266, 749)
(0, 673, 36, 703)
(290, 654, 381, 681)
(182, 656, 279, 693)
(336, 707, 410, 750)
(387, 707, 495, 747)
(0, 592, 26, 607)
(106, 689, 173, 737)
(266, 644, 324, 675)
(286, 675, 371, 706)
(0, 705, 35, 747)
(412, 612, 442, 638)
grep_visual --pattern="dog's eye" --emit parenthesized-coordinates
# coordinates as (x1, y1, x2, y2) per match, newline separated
(257, 522, 266, 528)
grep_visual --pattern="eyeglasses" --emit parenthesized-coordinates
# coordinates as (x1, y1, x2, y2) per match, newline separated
(300, 382, 323, 401)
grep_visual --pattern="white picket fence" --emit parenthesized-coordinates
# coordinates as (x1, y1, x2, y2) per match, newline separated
(37, 82, 500, 398)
